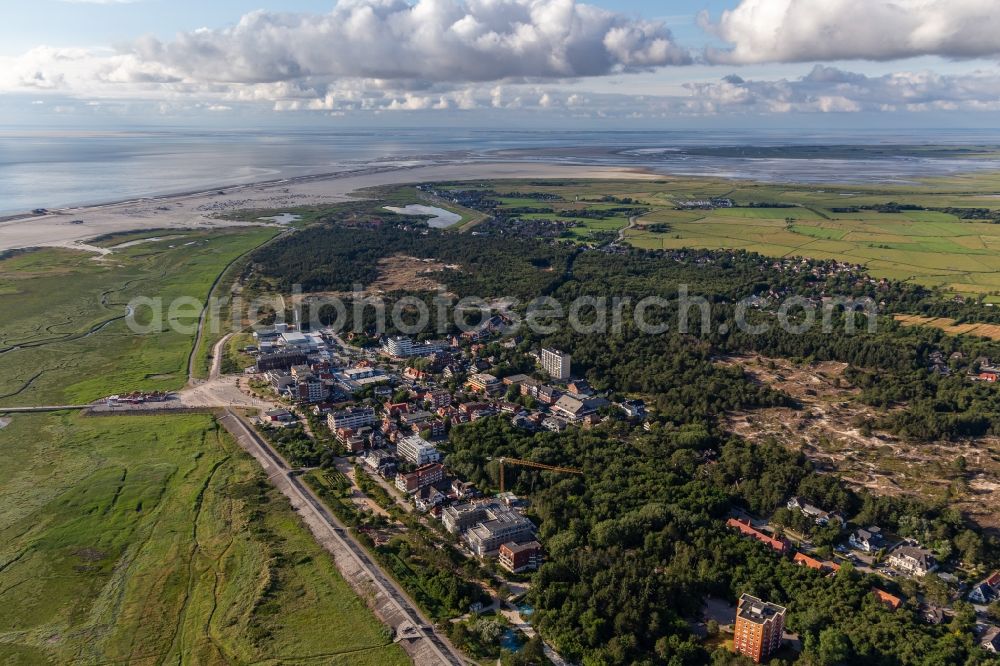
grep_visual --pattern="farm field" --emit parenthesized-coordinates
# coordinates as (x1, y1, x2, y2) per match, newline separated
(0, 227, 278, 407)
(895, 314, 1000, 340)
(440, 177, 1000, 299)
(0, 411, 406, 665)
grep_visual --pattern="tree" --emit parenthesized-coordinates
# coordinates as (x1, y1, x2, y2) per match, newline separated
(815, 627, 852, 665)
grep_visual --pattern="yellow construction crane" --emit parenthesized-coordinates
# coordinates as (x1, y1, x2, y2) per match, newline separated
(497, 457, 583, 493)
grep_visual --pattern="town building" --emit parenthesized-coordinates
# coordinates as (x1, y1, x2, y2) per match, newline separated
(383, 336, 446, 358)
(361, 449, 396, 478)
(502, 374, 532, 388)
(498, 541, 543, 573)
(733, 593, 786, 663)
(551, 394, 609, 421)
(541, 347, 572, 380)
(442, 501, 489, 534)
(327, 406, 376, 431)
(265, 408, 295, 423)
(424, 389, 452, 409)
(466, 373, 503, 394)
(291, 374, 327, 403)
(256, 350, 309, 372)
(395, 463, 444, 494)
(888, 545, 938, 577)
(727, 518, 791, 555)
(395, 435, 441, 466)
(442, 500, 536, 557)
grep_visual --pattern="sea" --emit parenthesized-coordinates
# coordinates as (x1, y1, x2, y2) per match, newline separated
(3, 127, 1000, 215)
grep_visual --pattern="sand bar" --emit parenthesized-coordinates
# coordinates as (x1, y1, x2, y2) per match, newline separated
(0, 162, 658, 254)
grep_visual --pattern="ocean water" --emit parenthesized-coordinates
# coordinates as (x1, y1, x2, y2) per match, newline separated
(3, 128, 1000, 215)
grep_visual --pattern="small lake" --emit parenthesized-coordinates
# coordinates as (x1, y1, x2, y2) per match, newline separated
(383, 204, 462, 229)
(258, 213, 302, 225)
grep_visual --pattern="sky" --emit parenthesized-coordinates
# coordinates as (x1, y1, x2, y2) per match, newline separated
(1, 0, 999, 128)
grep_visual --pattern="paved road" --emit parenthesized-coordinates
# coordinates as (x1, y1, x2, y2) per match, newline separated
(218, 409, 467, 666)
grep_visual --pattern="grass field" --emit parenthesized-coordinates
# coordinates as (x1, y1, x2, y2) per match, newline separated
(0, 412, 407, 665)
(0, 227, 278, 406)
(449, 176, 1000, 300)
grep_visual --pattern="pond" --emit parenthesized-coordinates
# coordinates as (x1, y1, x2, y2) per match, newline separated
(258, 213, 302, 225)
(500, 629, 523, 653)
(383, 204, 462, 229)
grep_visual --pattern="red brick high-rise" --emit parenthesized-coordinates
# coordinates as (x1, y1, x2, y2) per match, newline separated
(733, 593, 786, 663)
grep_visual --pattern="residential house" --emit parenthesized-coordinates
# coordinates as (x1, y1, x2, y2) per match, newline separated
(619, 399, 646, 419)
(414, 485, 447, 512)
(793, 552, 840, 573)
(872, 588, 903, 610)
(981, 627, 1000, 654)
(849, 526, 884, 553)
(888, 545, 938, 577)
(787, 497, 844, 526)
(450, 479, 478, 500)
(969, 572, 1000, 604)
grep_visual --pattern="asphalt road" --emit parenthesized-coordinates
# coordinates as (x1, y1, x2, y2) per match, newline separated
(219, 409, 467, 666)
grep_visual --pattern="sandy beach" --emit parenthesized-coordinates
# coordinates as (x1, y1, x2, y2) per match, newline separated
(0, 162, 658, 254)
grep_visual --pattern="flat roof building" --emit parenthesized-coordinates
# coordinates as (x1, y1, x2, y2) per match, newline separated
(734, 593, 786, 663)
(395, 435, 441, 466)
(541, 348, 571, 380)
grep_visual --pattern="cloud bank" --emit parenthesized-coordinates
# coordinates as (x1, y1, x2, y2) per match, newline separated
(125, 0, 688, 84)
(703, 0, 1000, 64)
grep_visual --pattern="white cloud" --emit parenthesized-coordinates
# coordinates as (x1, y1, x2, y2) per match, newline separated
(702, 0, 1000, 64)
(125, 0, 688, 85)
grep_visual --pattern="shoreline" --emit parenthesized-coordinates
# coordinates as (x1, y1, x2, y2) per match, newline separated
(0, 161, 661, 254)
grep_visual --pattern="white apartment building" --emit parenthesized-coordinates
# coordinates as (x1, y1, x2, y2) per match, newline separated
(541, 347, 571, 380)
(395, 435, 442, 466)
(327, 407, 376, 431)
